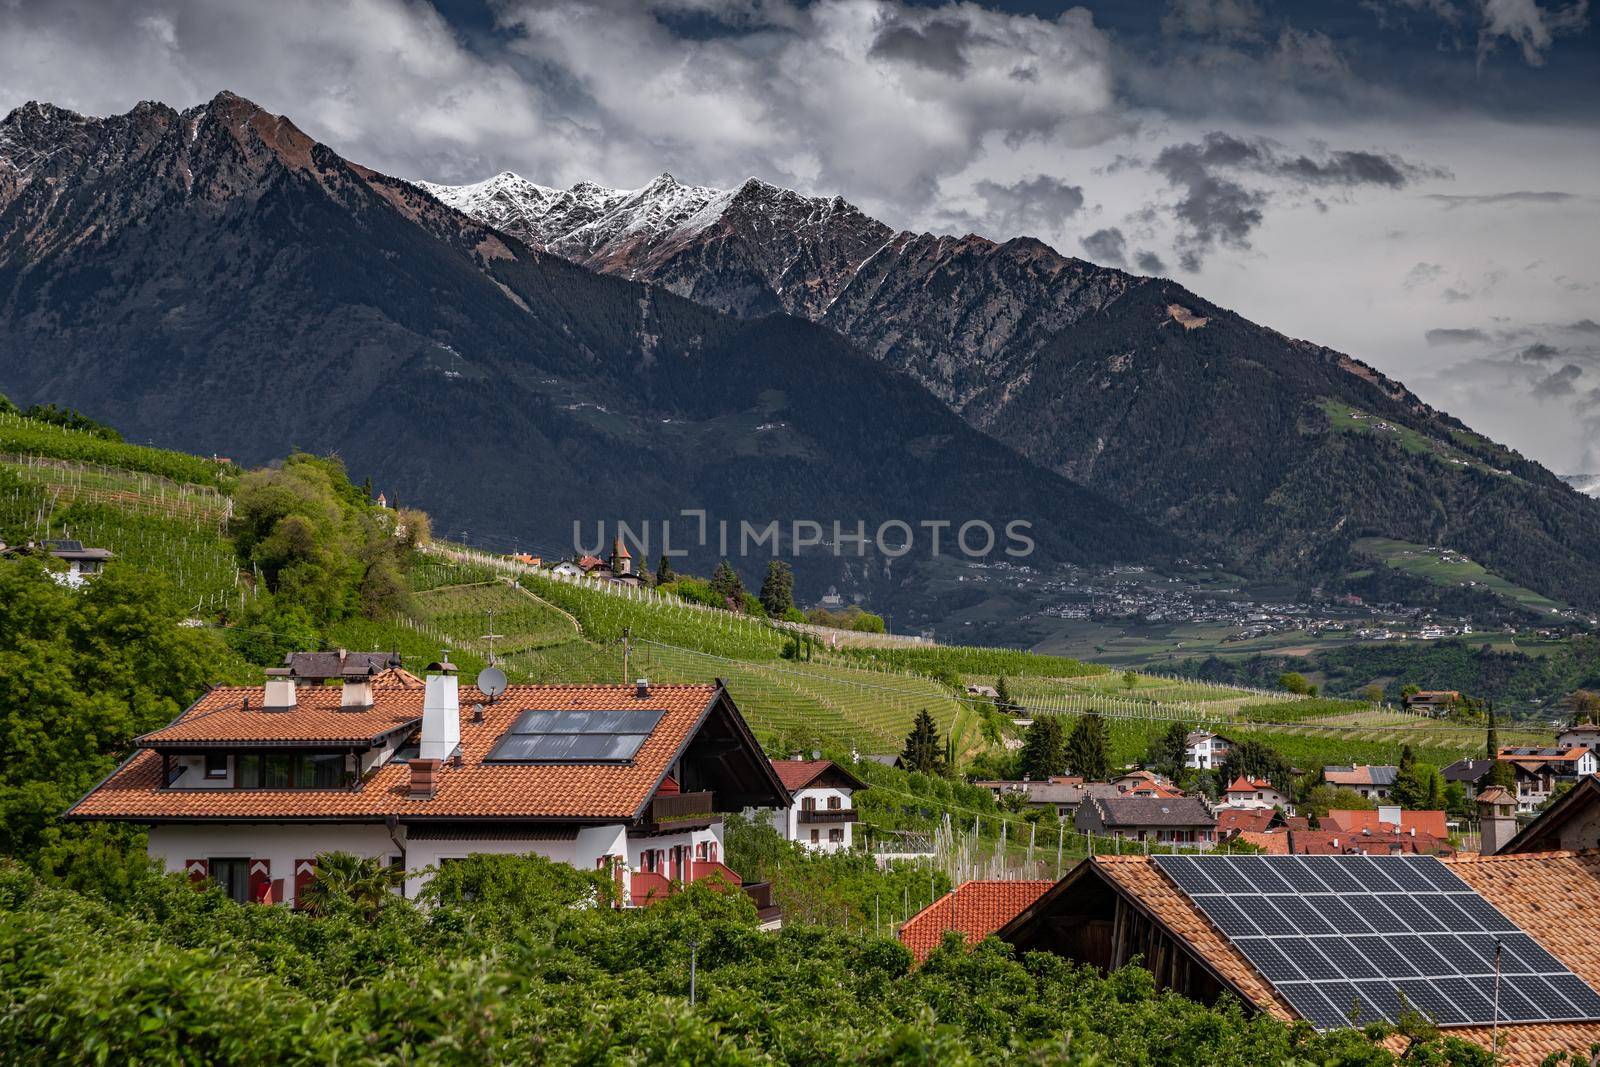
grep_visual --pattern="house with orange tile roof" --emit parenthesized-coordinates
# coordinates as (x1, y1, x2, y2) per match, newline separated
(999, 852, 1600, 1065)
(897, 879, 1054, 964)
(1499, 775, 1600, 854)
(767, 757, 869, 853)
(1217, 776, 1290, 812)
(1497, 746, 1599, 811)
(66, 661, 789, 916)
(1322, 806, 1449, 839)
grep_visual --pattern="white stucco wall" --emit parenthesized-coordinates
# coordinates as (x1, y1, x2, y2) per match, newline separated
(774, 785, 854, 853)
(148, 823, 400, 907)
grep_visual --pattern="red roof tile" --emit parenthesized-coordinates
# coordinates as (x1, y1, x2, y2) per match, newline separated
(1322, 808, 1449, 838)
(137, 674, 424, 746)
(770, 759, 836, 791)
(898, 880, 1053, 964)
(70, 683, 727, 822)
(1216, 809, 1277, 835)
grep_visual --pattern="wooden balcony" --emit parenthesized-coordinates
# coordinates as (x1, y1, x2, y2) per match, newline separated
(644, 790, 715, 832)
(797, 807, 858, 824)
(741, 880, 782, 924)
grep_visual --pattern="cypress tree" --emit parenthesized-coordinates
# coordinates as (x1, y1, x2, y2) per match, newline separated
(1064, 713, 1111, 781)
(900, 709, 945, 775)
(654, 554, 677, 586)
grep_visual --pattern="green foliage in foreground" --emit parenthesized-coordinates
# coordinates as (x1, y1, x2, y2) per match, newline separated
(0, 854, 1501, 1066)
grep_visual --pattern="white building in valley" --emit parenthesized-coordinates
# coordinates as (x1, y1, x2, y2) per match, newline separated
(67, 663, 788, 919)
(768, 758, 868, 853)
(1184, 730, 1232, 770)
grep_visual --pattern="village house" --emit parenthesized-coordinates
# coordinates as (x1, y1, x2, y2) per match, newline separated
(997, 852, 1600, 1064)
(1321, 805, 1449, 840)
(1496, 746, 1599, 812)
(1440, 757, 1497, 801)
(1321, 763, 1398, 801)
(1495, 775, 1600, 854)
(1404, 690, 1460, 716)
(0, 537, 114, 586)
(1073, 795, 1217, 850)
(547, 560, 585, 578)
(1184, 730, 1232, 770)
(66, 663, 788, 920)
(1216, 776, 1290, 812)
(767, 757, 868, 852)
(1556, 721, 1600, 756)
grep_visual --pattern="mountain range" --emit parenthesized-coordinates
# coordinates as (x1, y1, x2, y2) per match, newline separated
(0, 92, 1163, 607)
(1, 92, 1598, 620)
(423, 169, 1600, 612)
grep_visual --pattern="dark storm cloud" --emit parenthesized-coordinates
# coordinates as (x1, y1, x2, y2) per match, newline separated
(1533, 363, 1584, 397)
(1520, 342, 1562, 360)
(1079, 226, 1128, 265)
(1426, 327, 1490, 345)
(972, 174, 1085, 236)
(1150, 131, 1431, 270)
(868, 16, 984, 76)
(1135, 250, 1168, 274)
(1568, 319, 1600, 334)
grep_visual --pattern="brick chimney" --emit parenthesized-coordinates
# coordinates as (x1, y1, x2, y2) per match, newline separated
(408, 758, 439, 800)
(263, 667, 296, 711)
(420, 657, 460, 761)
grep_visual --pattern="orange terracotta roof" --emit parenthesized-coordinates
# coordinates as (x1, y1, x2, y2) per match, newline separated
(137, 678, 424, 746)
(69, 683, 724, 822)
(1287, 829, 1454, 856)
(767, 758, 869, 793)
(1224, 777, 1276, 793)
(1322, 808, 1449, 839)
(898, 880, 1053, 964)
(1216, 808, 1277, 835)
(1236, 829, 1290, 854)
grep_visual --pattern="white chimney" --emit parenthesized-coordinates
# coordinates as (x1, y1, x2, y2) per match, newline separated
(263, 669, 296, 711)
(341, 677, 374, 710)
(421, 670, 460, 761)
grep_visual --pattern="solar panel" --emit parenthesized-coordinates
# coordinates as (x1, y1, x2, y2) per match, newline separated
(484, 708, 664, 763)
(1151, 854, 1600, 1031)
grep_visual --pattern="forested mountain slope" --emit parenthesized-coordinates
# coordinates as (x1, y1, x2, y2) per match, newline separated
(425, 170, 1600, 609)
(0, 93, 1168, 588)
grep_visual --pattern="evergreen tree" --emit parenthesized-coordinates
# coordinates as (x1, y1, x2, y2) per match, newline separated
(758, 560, 795, 617)
(900, 709, 945, 775)
(994, 675, 1015, 714)
(1486, 705, 1500, 760)
(1220, 738, 1294, 794)
(1064, 713, 1111, 781)
(1018, 715, 1067, 780)
(654, 554, 677, 586)
(709, 559, 746, 607)
(1146, 720, 1190, 781)
(1392, 745, 1425, 809)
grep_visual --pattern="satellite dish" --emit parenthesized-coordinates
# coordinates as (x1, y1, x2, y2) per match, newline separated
(477, 666, 508, 701)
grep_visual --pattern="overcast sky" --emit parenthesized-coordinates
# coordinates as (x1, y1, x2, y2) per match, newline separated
(2, 0, 1597, 471)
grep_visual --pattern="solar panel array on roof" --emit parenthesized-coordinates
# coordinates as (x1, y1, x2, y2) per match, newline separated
(484, 708, 664, 764)
(1152, 854, 1600, 1031)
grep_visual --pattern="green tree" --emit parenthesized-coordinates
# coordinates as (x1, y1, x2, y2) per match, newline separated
(849, 611, 886, 634)
(1018, 715, 1067, 780)
(1146, 720, 1190, 782)
(994, 675, 1016, 714)
(1569, 689, 1600, 725)
(709, 559, 746, 608)
(1359, 683, 1385, 705)
(1064, 713, 1111, 781)
(1486, 705, 1500, 759)
(1220, 738, 1294, 793)
(1121, 669, 1138, 692)
(1488, 757, 1518, 791)
(1401, 683, 1421, 702)
(297, 852, 402, 919)
(758, 560, 795, 617)
(1278, 671, 1312, 695)
(654, 554, 677, 585)
(900, 709, 945, 775)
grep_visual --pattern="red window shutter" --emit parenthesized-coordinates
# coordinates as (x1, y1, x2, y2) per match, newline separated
(185, 859, 209, 886)
(248, 858, 272, 904)
(293, 858, 317, 908)
(269, 879, 284, 905)
(708, 841, 718, 863)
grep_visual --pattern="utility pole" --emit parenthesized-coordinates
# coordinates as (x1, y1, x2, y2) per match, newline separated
(688, 938, 700, 1007)
(480, 609, 503, 667)
(622, 626, 631, 684)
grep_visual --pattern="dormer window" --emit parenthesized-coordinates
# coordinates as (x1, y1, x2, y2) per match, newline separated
(204, 753, 228, 779)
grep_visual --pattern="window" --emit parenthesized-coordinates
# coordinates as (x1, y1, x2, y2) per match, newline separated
(234, 752, 349, 789)
(810, 829, 819, 844)
(293, 753, 344, 788)
(204, 753, 228, 779)
(801, 796, 817, 811)
(208, 858, 250, 904)
(828, 828, 844, 844)
(262, 755, 292, 788)
(827, 796, 842, 810)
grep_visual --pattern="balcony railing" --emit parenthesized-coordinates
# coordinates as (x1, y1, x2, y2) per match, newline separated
(645, 791, 715, 831)
(797, 807, 858, 824)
